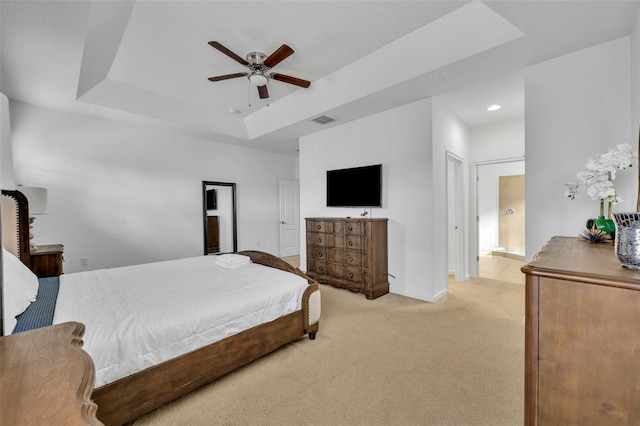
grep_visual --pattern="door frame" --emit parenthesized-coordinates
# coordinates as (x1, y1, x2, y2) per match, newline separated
(470, 157, 524, 277)
(446, 151, 466, 282)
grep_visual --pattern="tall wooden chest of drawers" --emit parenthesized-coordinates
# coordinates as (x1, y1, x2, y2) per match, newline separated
(522, 236, 640, 425)
(305, 217, 388, 299)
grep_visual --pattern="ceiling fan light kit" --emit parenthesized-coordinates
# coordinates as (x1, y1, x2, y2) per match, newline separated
(208, 41, 311, 101)
(249, 73, 268, 86)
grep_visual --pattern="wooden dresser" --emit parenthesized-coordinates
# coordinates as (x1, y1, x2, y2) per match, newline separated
(522, 236, 640, 426)
(306, 217, 388, 299)
(0, 322, 103, 425)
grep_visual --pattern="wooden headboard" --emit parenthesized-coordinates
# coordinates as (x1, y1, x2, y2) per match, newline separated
(1, 190, 30, 267)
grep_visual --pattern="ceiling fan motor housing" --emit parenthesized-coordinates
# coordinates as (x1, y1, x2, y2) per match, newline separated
(246, 52, 267, 65)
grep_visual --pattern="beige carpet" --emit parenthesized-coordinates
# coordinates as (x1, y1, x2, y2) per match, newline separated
(132, 278, 524, 426)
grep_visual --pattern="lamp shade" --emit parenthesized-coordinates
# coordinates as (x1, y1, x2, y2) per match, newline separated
(19, 187, 48, 215)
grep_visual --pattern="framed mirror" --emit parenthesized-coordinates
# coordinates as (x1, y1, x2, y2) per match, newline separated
(202, 181, 237, 255)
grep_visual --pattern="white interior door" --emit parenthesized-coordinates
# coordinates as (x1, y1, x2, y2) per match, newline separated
(447, 152, 466, 282)
(279, 179, 300, 257)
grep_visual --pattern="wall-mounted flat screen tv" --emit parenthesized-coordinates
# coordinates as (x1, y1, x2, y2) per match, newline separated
(326, 164, 382, 207)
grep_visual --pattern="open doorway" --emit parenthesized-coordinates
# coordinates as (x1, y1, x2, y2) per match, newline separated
(475, 159, 525, 284)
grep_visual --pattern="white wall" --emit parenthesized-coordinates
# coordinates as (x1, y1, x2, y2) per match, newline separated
(633, 10, 640, 151)
(470, 118, 525, 162)
(525, 36, 634, 259)
(0, 93, 14, 189)
(9, 101, 297, 272)
(300, 98, 436, 301)
(300, 97, 470, 302)
(431, 98, 470, 295)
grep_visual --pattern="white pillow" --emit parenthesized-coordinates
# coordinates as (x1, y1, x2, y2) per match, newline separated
(2, 247, 39, 334)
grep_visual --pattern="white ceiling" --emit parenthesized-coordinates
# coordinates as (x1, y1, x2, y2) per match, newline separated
(1, 1, 639, 155)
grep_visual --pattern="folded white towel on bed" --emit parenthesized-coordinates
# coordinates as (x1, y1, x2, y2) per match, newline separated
(216, 254, 251, 269)
(217, 254, 251, 264)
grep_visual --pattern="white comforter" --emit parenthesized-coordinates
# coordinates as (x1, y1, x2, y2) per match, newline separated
(52, 255, 308, 387)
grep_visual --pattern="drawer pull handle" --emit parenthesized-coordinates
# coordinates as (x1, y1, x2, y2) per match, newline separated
(348, 241, 353, 246)
(318, 238, 322, 243)
(348, 256, 353, 262)
(318, 252, 323, 257)
(348, 272, 353, 278)
(318, 267, 324, 272)
(317, 225, 321, 229)
(348, 226, 353, 231)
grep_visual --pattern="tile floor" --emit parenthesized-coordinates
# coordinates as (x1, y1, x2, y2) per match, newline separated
(478, 253, 525, 285)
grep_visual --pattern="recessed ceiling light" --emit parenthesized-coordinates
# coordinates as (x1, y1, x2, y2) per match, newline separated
(487, 105, 501, 111)
(228, 108, 242, 114)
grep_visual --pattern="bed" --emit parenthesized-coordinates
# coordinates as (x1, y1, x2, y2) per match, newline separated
(1, 189, 321, 425)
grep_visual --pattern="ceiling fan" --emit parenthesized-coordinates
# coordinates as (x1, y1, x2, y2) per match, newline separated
(207, 41, 311, 100)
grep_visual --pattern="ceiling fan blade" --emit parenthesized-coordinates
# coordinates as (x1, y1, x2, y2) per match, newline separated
(263, 44, 294, 68)
(208, 41, 249, 66)
(271, 73, 311, 88)
(257, 85, 269, 99)
(208, 72, 248, 82)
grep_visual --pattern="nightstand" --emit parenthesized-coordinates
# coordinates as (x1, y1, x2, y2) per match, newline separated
(30, 244, 64, 278)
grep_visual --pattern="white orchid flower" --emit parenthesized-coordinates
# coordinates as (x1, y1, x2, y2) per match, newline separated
(565, 143, 637, 206)
(586, 179, 615, 201)
(564, 181, 579, 200)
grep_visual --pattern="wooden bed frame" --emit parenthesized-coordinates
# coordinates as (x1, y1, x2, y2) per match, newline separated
(1, 190, 320, 426)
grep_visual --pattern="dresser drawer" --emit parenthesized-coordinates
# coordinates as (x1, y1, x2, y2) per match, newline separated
(344, 266, 362, 283)
(308, 259, 328, 275)
(309, 220, 333, 234)
(345, 235, 362, 251)
(345, 222, 362, 235)
(331, 249, 362, 266)
(308, 232, 335, 247)
(309, 247, 328, 260)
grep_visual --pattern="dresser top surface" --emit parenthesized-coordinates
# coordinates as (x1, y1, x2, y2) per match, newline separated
(522, 236, 640, 289)
(306, 217, 387, 222)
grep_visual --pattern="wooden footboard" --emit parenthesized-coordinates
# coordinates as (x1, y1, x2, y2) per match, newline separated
(240, 250, 320, 338)
(92, 251, 320, 426)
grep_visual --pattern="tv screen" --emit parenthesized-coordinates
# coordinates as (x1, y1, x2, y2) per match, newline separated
(206, 189, 217, 210)
(326, 164, 382, 207)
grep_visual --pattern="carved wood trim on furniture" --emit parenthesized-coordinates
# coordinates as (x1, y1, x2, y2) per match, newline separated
(522, 236, 640, 426)
(91, 250, 320, 426)
(1, 189, 31, 266)
(0, 321, 103, 425)
(306, 217, 389, 299)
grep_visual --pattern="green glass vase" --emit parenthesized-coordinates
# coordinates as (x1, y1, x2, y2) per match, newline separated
(586, 201, 615, 235)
